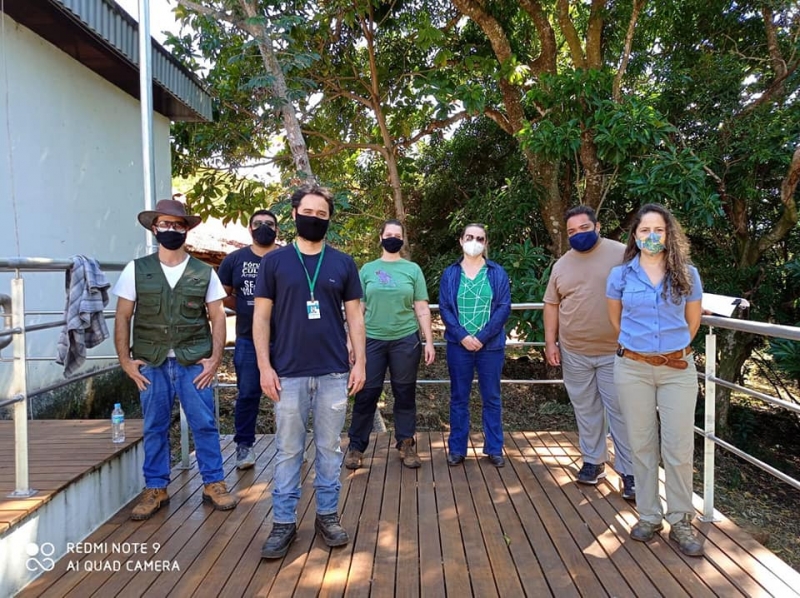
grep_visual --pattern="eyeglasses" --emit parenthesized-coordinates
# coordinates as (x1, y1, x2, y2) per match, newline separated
(154, 221, 188, 234)
(252, 220, 277, 230)
(464, 234, 486, 243)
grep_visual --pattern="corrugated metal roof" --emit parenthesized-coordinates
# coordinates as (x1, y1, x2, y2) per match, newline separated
(52, 0, 212, 121)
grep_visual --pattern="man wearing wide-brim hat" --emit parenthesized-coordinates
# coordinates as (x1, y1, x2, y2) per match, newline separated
(112, 198, 238, 519)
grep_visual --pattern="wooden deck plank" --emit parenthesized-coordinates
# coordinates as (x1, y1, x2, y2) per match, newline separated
(0, 419, 144, 529)
(429, 431, 472, 597)
(371, 435, 402, 597)
(316, 436, 377, 598)
(152, 435, 278, 597)
(466, 433, 526, 597)
(339, 434, 387, 597)
(13, 430, 800, 598)
(449, 438, 498, 596)
(546, 431, 743, 598)
(415, 434, 446, 598)
(396, 447, 421, 597)
(78, 438, 240, 598)
(244, 441, 321, 597)
(216, 440, 319, 598)
(506, 432, 608, 596)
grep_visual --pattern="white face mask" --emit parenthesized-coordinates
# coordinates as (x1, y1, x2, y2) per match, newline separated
(462, 240, 485, 257)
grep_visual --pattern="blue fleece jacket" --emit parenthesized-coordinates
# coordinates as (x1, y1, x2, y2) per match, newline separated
(439, 258, 511, 351)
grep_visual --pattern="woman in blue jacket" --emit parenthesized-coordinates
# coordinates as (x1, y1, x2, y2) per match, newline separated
(439, 223, 511, 467)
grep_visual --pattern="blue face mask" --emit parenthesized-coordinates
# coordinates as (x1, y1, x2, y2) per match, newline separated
(636, 232, 665, 254)
(568, 229, 599, 252)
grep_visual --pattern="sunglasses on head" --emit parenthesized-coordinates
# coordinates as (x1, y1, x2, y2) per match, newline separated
(464, 234, 486, 243)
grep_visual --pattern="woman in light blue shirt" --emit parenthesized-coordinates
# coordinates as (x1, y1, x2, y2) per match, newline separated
(606, 203, 704, 557)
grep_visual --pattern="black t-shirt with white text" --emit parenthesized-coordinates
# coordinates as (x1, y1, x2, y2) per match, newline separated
(218, 246, 262, 339)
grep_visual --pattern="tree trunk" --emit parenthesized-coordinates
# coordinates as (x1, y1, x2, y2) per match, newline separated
(239, 0, 314, 179)
(713, 328, 759, 436)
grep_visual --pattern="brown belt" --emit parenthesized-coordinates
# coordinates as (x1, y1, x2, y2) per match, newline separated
(618, 347, 693, 370)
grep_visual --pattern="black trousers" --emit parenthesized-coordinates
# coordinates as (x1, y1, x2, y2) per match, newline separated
(348, 332, 421, 451)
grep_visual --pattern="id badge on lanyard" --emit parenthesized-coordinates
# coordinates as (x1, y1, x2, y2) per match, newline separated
(295, 243, 325, 320)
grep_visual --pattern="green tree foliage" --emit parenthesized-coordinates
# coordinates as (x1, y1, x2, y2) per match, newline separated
(166, 0, 799, 430)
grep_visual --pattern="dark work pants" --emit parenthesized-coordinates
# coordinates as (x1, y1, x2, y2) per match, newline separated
(348, 332, 421, 451)
(233, 337, 262, 447)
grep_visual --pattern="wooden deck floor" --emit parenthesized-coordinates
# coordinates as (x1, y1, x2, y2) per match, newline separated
(0, 419, 144, 533)
(16, 430, 800, 597)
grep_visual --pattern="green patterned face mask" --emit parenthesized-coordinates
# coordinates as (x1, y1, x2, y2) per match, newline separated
(636, 232, 665, 254)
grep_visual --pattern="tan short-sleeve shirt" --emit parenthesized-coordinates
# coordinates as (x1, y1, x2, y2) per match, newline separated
(543, 238, 625, 355)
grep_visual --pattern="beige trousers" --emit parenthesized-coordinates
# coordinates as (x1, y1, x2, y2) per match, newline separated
(614, 354, 698, 525)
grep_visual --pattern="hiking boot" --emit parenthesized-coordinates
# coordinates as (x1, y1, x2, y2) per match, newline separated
(621, 474, 636, 501)
(399, 438, 422, 469)
(576, 462, 606, 485)
(315, 512, 349, 547)
(344, 448, 363, 470)
(447, 454, 465, 466)
(235, 444, 256, 470)
(261, 522, 297, 559)
(487, 454, 505, 467)
(130, 488, 169, 520)
(202, 481, 238, 511)
(630, 519, 664, 542)
(669, 514, 704, 556)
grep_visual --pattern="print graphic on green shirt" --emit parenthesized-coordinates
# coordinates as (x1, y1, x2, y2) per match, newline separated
(457, 267, 493, 335)
(360, 258, 429, 340)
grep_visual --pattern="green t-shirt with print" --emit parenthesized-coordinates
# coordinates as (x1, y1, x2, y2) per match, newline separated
(360, 258, 429, 341)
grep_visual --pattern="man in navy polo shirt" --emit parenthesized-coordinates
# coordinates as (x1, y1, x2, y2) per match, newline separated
(253, 184, 366, 559)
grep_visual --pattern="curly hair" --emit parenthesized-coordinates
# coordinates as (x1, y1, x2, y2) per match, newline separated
(623, 203, 694, 303)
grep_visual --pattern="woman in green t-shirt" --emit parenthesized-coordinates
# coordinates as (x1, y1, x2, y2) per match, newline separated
(345, 219, 435, 470)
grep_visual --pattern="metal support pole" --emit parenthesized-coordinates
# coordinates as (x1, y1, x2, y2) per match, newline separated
(138, 0, 156, 251)
(9, 277, 36, 497)
(701, 328, 720, 522)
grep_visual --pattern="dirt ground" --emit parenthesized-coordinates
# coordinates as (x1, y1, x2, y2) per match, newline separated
(186, 346, 800, 571)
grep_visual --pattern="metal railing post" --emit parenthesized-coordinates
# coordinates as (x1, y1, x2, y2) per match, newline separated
(9, 276, 36, 497)
(701, 327, 719, 522)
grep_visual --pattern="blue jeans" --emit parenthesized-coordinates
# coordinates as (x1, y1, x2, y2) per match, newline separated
(272, 373, 349, 524)
(233, 337, 262, 447)
(139, 358, 224, 488)
(348, 332, 421, 451)
(446, 343, 505, 457)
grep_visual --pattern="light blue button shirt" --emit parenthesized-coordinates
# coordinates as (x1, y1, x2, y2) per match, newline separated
(606, 256, 703, 353)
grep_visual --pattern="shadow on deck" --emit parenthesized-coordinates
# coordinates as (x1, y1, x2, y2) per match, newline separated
(14, 430, 800, 597)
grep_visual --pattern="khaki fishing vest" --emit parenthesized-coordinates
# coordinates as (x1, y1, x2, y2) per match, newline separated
(131, 253, 212, 366)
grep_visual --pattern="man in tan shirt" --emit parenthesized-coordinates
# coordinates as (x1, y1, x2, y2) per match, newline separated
(543, 206, 634, 499)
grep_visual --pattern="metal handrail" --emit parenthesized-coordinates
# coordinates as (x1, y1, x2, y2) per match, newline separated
(3, 257, 799, 521)
(1, 257, 126, 498)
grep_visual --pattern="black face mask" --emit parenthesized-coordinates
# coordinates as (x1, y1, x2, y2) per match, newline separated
(252, 225, 276, 247)
(381, 237, 404, 254)
(295, 214, 329, 242)
(155, 230, 186, 250)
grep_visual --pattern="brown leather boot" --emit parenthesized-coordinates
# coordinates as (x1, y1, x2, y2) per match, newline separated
(130, 488, 169, 520)
(344, 449, 363, 470)
(202, 481, 238, 511)
(399, 438, 422, 469)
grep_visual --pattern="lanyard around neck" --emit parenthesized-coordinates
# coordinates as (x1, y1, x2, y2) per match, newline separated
(294, 242, 325, 301)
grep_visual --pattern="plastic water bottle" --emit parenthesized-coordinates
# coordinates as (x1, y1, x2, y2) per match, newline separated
(111, 403, 125, 443)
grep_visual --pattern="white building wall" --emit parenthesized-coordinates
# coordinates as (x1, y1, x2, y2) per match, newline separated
(0, 13, 172, 400)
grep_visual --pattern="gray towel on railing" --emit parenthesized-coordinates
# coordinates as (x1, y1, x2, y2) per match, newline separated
(56, 255, 111, 377)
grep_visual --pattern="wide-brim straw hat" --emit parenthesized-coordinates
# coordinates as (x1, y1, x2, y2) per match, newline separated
(137, 199, 202, 230)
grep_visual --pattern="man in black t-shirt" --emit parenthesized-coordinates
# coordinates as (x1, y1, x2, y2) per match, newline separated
(218, 209, 279, 470)
(253, 185, 366, 559)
